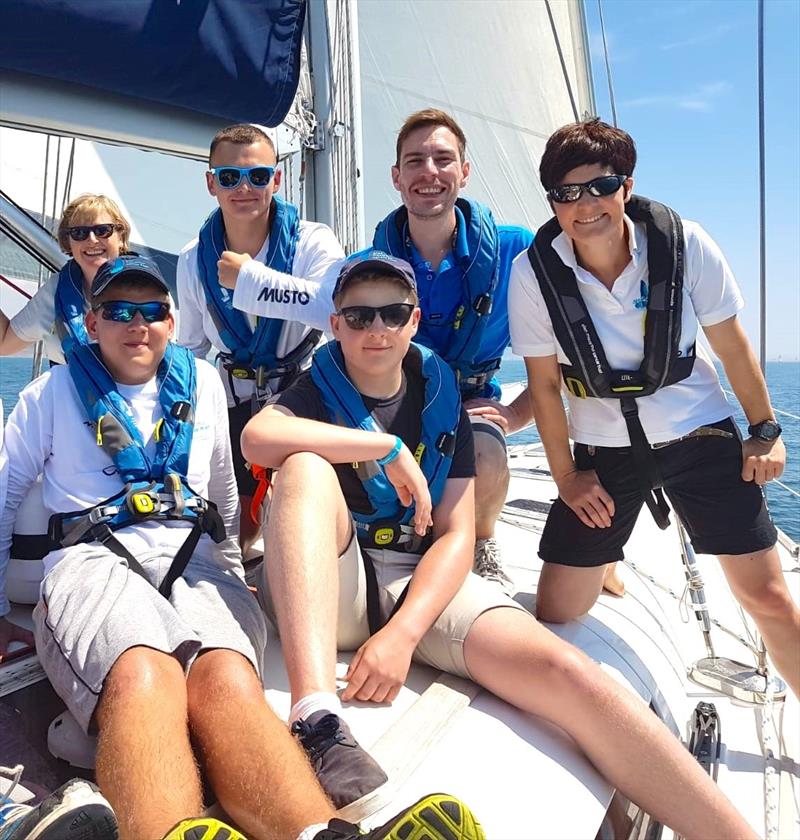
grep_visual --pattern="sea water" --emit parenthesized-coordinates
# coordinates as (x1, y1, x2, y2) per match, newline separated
(1, 354, 798, 541)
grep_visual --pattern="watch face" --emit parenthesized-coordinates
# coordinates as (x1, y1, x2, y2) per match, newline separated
(752, 420, 782, 441)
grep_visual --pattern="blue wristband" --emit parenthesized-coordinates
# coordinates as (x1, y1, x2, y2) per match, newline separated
(376, 435, 403, 466)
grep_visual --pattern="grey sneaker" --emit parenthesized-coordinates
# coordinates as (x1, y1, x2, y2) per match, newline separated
(0, 778, 117, 840)
(473, 538, 513, 591)
(291, 711, 388, 809)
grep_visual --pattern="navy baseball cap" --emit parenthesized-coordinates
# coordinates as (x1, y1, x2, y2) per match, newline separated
(91, 254, 170, 298)
(332, 250, 417, 301)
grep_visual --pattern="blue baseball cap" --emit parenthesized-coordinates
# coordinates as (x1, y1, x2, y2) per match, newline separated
(91, 254, 170, 298)
(332, 250, 417, 301)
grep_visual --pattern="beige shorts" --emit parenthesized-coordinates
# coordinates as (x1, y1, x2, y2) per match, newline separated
(261, 531, 524, 679)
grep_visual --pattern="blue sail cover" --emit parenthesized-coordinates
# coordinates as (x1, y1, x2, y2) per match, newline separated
(0, 0, 306, 127)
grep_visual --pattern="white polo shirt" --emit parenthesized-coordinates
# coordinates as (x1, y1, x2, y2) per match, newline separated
(509, 215, 741, 447)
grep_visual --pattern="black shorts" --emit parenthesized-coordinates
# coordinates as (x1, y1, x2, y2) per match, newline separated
(539, 418, 778, 567)
(228, 401, 258, 497)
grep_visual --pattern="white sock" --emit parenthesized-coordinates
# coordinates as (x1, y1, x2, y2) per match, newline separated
(296, 823, 330, 840)
(289, 691, 342, 725)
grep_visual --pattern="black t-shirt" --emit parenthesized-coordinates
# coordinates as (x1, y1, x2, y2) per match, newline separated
(273, 369, 476, 515)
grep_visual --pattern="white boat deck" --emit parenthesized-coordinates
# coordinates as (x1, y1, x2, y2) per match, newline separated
(2, 443, 798, 838)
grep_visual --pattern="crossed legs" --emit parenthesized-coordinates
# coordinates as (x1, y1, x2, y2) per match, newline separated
(463, 607, 758, 839)
(95, 646, 333, 840)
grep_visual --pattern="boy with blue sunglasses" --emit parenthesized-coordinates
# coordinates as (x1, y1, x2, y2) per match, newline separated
(0, 255, 482, 840)
(177, 123, 345, 555)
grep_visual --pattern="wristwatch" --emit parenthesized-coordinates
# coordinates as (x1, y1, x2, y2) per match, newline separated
(747, 419, 782, 442)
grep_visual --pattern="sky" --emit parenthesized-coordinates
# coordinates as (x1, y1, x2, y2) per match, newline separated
(582, 0, 799, 361)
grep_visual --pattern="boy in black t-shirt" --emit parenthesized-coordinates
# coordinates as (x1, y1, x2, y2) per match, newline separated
(242, 252, 756, 838)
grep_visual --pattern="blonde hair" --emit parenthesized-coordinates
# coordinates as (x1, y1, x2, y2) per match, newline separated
(57, 194, 131, 255)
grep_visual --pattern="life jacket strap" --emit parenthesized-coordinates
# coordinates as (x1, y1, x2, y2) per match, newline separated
(48, 490, 226, 597)
(361, 546, 413, 637)
(619, 397, 671, 530)
(249, 464, 272, 526)
(355, 520, 432, 554)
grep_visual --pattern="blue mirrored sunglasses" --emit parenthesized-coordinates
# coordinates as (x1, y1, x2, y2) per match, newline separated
(93, 301, 171, 323)
(208, 165, 275, 189)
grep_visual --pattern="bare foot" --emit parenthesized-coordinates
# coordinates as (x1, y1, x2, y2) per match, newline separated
(602, 562, 625, 597)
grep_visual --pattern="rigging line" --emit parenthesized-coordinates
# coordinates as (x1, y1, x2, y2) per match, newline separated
(0, 273, 33, 300)
(758, 0, 767, 374)
(50, 136, 62, 235)
(596, 0, 618, 126)
(721, 388, 800, 421)
(544, 0, 579, 122)
(773, 479, 800, 500)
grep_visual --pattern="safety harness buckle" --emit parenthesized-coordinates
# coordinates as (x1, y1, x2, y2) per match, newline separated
(473, 294, 493, 316)
(125, 488, 161, 517)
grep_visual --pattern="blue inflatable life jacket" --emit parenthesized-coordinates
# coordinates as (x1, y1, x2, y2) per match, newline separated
(49, 342, 225, 596)
(310, 341, 460, 550)
(197, 197, 319, 389)
(373, 196, 500, 390)
(53, 259, 91, 359)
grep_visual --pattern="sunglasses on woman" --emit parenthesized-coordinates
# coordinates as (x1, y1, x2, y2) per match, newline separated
(66, 224, 122, 241)
(208, 165, 276, 189)
(548, 174, 628, 204)
(337, 303, 415, 331)
(92, 301, 171, 323)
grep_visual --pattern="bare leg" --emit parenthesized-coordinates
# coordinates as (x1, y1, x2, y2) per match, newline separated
(719, 546, 800, 696)
(463, 608, 757, 839)
(602, 562, 625, 596)
(265, 452, 353, 705)
(95, 646, 202, 840)
(187, 649, 334, 840)
(536, 562, 607, 622)
(472, 429, 509, 541)
(239, 493, 260, 557)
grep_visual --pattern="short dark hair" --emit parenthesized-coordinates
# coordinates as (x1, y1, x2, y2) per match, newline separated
(396, 109, 467, 165)
(209, 124, 276, 165)
(333, 272, 419, 309)
(539, 118, 636, 189)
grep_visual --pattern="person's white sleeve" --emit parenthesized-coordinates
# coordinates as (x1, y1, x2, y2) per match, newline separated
(205, 371, 243, 573)
(683, 221, 744, 326)
(508, 251, 559, 357)
(0, 377, 53, 617)
(232, 224, 344, 332)
(176, 244, 213, 359)
(9, 272, 59, 344)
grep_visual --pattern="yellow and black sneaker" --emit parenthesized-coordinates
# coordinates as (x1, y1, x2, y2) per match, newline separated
(161, 817, 247, 840)
(315, 793, 485, 840)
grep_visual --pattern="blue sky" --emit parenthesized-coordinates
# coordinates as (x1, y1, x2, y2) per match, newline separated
(583, 0, 799, 361)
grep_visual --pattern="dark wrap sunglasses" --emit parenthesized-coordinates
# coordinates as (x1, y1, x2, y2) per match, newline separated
(336, 303, 415, 331)
(548, 174, 629, 204)
(92, 301, 171, 323)
(66, 224, 123, 241)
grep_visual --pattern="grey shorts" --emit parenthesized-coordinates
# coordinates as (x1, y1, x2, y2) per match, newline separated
(33, 546, 268, 733)
(261, 532, 524, 679)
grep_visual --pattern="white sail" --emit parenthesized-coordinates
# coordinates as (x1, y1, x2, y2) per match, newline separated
(356, 0, 595, 230)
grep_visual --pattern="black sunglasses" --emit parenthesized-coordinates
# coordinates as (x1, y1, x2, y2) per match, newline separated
(66, 223, 122, 241)
(548, 174, 628, 204)
(92, 300, 171, 323)
(337, 303, 415, 331)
